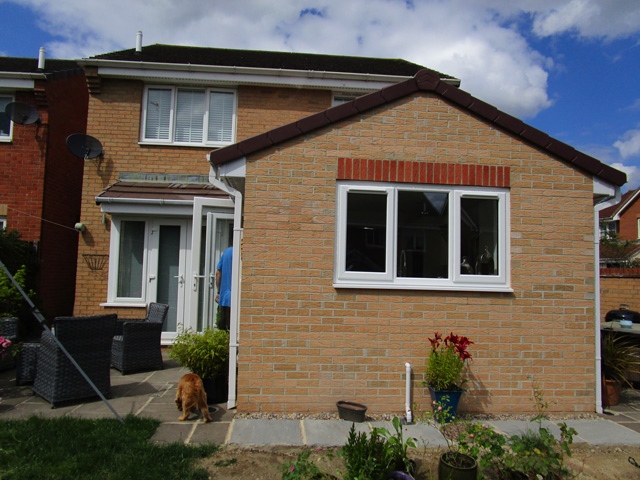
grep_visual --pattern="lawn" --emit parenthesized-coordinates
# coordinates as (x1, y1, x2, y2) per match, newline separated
(0, 415, 217, 479)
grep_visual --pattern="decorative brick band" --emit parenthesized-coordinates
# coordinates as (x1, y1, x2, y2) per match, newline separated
(337, 158, 510, 187)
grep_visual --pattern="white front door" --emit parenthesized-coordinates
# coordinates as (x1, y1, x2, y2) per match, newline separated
(190, 198, 234, 332)
(147, 219, 189, 343)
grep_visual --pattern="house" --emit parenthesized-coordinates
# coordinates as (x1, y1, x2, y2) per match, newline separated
(206, 68, 626, 416)
(599, 187, 640, 241)
(0, 52, 88, 326)
(72, 40, 455, 347)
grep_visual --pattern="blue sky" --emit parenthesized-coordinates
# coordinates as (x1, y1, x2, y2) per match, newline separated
(1, 0, 640, 190)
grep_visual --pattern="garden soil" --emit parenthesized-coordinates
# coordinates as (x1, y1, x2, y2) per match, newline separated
(199, 444, 640, 479)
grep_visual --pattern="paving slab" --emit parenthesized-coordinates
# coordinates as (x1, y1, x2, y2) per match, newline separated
(565, 419, 640, 446)
(303, 419, 370, 446)
(228, 418, 303, 446)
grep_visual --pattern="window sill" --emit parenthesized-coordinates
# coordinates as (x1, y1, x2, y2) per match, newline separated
(333, 282, 514, 293)
(138, 140, 231, 148)
(100, 302, 148, 308)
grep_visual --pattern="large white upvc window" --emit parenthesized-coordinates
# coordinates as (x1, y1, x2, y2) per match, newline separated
(141, 86, 236, 146)
(0, 95, 13, 141)
(335, 183, 510, 291)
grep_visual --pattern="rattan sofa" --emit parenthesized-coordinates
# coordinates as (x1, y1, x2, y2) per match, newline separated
(111, 303, 169, 374)
(32, 314, 117, 407)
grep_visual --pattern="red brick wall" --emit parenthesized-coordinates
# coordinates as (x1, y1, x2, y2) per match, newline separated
(0, 91, 47, 240)
(237, 93, 597, 416)
(600, 268, 640, 319)
(0, 72, 88, 320)
(618, 201, 640, 240)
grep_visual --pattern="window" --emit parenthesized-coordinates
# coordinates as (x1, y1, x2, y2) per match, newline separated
(335, 183, 510, 291)
(600, 221, 617, 239)
(141, 86, 236, 146)
(0, 95, 13, 141)
(0, 216, 5, 230)
(115, 220, 146, 300)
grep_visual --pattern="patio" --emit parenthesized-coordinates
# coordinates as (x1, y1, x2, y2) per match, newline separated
(0, 349, 234, 444)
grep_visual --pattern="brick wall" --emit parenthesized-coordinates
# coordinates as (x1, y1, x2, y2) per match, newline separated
(600, 268, 640, 318)
(74, 81, 336, 315)
(238, 93, 597, 416)
(618, 202, 640, 240)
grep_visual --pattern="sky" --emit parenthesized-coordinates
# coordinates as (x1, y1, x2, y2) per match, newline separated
(1, 0, 640, 190)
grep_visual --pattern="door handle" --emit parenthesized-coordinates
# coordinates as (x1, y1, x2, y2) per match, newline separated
(174, 274, 184, 285)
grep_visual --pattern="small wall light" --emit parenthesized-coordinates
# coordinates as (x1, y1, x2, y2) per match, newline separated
(74, 222, 86, 233)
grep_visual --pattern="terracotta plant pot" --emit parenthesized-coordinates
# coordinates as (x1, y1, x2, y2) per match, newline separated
(602, 379, 622, 407)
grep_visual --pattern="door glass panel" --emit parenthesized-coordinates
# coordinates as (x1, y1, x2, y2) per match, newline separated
(117, 220, 145, 298)
(157, 225, 180, 332)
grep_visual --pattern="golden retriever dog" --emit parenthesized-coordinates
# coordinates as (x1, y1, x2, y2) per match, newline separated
(175, 373, 213, 423)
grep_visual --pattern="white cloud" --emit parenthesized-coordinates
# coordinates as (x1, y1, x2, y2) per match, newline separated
(614, 130, 640, 159)
(7, 0, 640, 121)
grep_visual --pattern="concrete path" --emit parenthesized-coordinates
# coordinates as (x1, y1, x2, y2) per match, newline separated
(2, 352, 640, 448)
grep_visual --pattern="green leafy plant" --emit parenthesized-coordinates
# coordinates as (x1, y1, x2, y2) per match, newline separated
(601, 330, 640, 386)
(169, 328, 230, 379)
(339, 416, 416, 480)
(0, 265, 35, 317)
(282, 449, 336, 480)
(457, 380, 577, 479)
(423, 332, 473, 391)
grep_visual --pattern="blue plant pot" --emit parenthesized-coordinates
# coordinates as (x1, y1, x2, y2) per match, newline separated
(428, 387, 463, 422)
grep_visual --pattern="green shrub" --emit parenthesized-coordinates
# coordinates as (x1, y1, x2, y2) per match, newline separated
(169, 328, 229, 378)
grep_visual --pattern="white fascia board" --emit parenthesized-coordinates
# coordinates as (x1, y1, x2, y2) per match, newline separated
(593, 176, 620, 199)
(218, 157, 246, 178)
(97, 197, 234, 216)
(84, 60, 412, 90)
(0, 78, 36, 90)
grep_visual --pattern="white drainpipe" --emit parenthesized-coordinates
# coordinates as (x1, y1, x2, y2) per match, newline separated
(208, 163, 242, 410)
(405, 363, 412, 423)
(593, 188, 621, 414)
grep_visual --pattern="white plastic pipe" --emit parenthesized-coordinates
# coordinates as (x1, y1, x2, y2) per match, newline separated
(405, 362, 412, 423)
(38, 47, 45, 70)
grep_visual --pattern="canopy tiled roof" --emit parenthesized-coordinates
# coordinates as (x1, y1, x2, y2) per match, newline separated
(208, 69, 626, 187)
(88, 44, 452, 79)
(95, 181, 227, 203)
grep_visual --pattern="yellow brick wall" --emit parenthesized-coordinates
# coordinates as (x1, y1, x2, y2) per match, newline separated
(237, 93, 597, 416)
(74, 80, 333, 317)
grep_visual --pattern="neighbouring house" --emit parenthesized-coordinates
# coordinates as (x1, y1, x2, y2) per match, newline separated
(599, 187, 640, 241)
(207, 68, 626, 416)
(72, 39, 455, 349)
(0, 52, 88, 326)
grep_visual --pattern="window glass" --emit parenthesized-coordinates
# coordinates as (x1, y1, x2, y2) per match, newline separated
(175, 89, 205, 143)
(117, 221, 145, 298)
(460, 197, 498, 275)
(397, 191, 449, 278)
(145, 89, 172, 140)
(0, 96, 12, 138)
(346, 191, 387, 272)
(208, 91, 234, 143)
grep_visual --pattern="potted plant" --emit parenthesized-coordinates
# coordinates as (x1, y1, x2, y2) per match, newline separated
(169, 328, 230, 404)
(423, 332, 473, 421)
(601, 330, 640, 406)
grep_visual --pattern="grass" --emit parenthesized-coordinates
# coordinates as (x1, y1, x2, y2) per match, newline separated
(0, 415, 218, 479)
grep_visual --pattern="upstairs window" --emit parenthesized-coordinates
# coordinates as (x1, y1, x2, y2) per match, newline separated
(141, 86, 236, 146)
(0, 95, 13, 141)
(335, 183, 510, 291)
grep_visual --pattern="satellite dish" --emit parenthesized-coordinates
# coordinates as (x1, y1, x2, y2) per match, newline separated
(66, 133, 104, 160)
(5, 102, 40, 125)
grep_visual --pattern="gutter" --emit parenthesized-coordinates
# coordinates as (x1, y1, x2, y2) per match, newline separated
(593, 186, 622, 414)
(207, 155, 243, 410)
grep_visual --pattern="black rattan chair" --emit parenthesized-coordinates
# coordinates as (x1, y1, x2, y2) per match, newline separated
(111, 302, 169, 374)
(32, 314, 117, 407)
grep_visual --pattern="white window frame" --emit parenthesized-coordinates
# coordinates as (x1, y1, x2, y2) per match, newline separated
(0, 216, 5, 230)
(106, 217, 149, 306)
(334, 182, 511, 292)
(140, 85, 237, 147)
(0, 94, 14, 142)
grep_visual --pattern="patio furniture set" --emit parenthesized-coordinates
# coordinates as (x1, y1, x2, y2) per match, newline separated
(4, 303, 169, 408)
